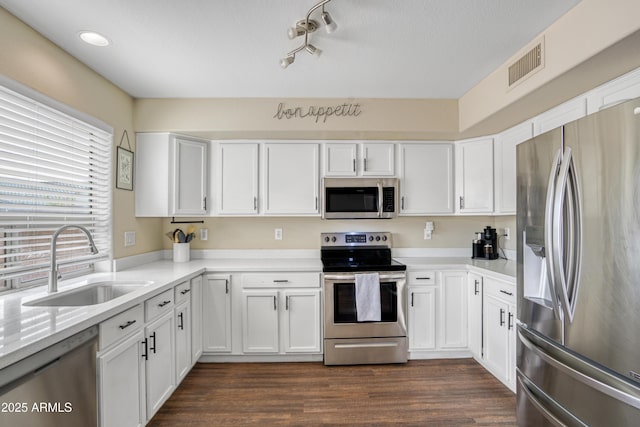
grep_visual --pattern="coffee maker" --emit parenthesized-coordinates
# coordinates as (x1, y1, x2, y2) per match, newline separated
(472, 226, 499, 260)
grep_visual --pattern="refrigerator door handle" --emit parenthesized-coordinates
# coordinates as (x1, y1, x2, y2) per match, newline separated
(545, 147, 564, 320)
(517, 371, 586, 427)
(552, 146, 583, 323)
(519, 325, 640, 411)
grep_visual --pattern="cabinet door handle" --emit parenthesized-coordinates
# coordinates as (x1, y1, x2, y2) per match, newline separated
(273, 295, 277, 311)
(364, 157, 368, 172)
(352, 158, 356, 172)
(141, 338, 148, 361)
(459, 196, 464, 209)
(401, 196, 405, 210)
(499, 308, 505, 327)
(411, 292, 414, 307)
(225, 279, 229, 294)
(149, 332, 157, 354)
(508, 312, 514, 330)
(178, 312, 184, 330)
(180, 289, 191, 295)
(500, 289, 514, 296)
(286, 295, 290, 310)
(474, 280, 480, 295)
(203, 196, 207, 210)
(254, 196, 258, 211)
(315, 196, 318, 211)
(119, 320, 137, 330)
(158, 300, 171, 308)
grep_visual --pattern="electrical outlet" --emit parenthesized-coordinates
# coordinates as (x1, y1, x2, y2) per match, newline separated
(124, 231, 136, 247)
(200, 228, 208, 241)
(504, 227, 511, 240)
(275, 228, 283, 240)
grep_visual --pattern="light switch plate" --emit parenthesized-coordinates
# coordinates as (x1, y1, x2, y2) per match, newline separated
(275, 228, 283, 240)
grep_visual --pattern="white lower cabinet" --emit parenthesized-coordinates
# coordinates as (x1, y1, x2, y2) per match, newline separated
(174, 280, 192, 384)
(241, 272, 321, 355)
(467, 272, 483, 359)
(408, 285, 437, 350)
(144, 309, 175, 421)
(202, 275, 232, 353)
(97, 306, 146, 427)
(190, 275, 203, 364)
(480, 275, 516, 392)
(407, 270, 468, 357)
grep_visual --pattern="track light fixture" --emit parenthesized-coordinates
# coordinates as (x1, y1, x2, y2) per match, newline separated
(280, 0, 337, 69)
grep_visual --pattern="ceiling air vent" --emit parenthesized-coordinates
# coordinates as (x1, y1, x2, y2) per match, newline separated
(508, 38, 544, 87)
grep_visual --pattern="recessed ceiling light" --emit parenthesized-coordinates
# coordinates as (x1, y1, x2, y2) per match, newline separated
(78, 31, 110, 47)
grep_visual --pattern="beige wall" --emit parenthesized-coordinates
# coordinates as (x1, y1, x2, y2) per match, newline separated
(459, 0, 640, 136)
(162, 216, 500, 251)
(0, 8, 162, 259)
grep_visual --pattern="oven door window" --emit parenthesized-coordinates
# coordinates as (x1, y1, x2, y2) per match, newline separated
(333, 282, 398, 323)
(325, 187, 379, 213)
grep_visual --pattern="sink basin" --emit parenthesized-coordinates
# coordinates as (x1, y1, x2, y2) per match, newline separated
(24, 281, 153, 307)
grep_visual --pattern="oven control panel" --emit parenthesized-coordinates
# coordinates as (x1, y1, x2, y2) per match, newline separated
(321, 232, 392, 247)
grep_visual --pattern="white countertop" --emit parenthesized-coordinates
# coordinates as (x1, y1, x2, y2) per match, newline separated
(0, 255, 515, 369)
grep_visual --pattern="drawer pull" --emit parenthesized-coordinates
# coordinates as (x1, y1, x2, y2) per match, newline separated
(273, 279, 290, 283)
(500, 289, 514, 296)
(119, 320, 137, 330)
(180, 289, 191, 295)
(416, 277, 431, 280)
(178, 312, 184, 330)
(149, 332, 157, 354)
(158, 300, 171, 307)
(141, 338, 148, 361)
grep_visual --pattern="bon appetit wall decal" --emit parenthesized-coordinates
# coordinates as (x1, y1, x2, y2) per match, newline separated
(273, 102, 362, 123)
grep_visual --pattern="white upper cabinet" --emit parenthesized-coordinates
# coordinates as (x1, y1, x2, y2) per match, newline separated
(216, 143, 259, 215)
(135, 133, 208, 217)
(455, 137, 494, 214)
(324, 142, 395, 176)
(586, 67, 640, 114)
(494, 121, 533, 215)
(324, 143, 358, 176)
(533, 96, 587, 136)
(264, 143, 320, 215)
(399, 143, 454, 215)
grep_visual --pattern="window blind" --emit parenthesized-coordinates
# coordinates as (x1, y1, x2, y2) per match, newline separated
(0, 85, 112, 290)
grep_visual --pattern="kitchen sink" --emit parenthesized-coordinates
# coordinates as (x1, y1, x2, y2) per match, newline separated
(23, 281, 153, 307)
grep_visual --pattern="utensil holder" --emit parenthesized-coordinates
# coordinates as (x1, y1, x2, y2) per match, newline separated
(173, 242, 190, 263)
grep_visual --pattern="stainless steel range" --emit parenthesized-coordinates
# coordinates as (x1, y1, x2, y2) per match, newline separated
(321, 232, 407, 365)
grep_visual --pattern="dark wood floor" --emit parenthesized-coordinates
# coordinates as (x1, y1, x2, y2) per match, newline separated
(149, 359, 516, 426)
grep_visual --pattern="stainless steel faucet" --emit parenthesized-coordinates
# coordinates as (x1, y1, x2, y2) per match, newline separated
(49, 225, 99, 293)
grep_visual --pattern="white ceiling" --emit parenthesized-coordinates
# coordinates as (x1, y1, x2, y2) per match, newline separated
(1, 0, 581, 99)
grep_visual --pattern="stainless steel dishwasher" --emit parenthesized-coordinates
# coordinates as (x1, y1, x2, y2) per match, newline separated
(0, 326, 98, 427)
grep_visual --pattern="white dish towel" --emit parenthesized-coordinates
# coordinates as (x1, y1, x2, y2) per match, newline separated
(355, 273, 381, 322)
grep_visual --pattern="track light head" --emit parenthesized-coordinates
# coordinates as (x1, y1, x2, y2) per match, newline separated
(321, 11, 337, 33)
(280, 55, 295, 69)
(306, 44, 322, 57)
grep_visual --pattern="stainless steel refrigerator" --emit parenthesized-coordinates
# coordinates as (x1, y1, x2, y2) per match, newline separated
(516, 97, 640, 426)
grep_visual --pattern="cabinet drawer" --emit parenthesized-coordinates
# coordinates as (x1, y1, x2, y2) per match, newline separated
(484, 276, 516, 303)
(174, 280, 191, 304)
(145, 289, 174, 321)
(408, 271, 436, 285)
(242, 272, 320, 288)
(99, 304, 144, 350)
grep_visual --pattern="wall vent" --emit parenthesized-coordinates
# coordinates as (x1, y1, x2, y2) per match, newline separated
(508, 38, 544, 87)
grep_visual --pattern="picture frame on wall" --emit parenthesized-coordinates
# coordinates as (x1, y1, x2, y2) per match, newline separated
(116, 145, 134, 191)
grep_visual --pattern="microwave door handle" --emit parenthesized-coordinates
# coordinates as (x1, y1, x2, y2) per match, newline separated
(377, 182, 383, 218)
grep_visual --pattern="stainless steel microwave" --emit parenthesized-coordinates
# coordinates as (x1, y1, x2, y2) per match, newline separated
(322, 178, 399, 219)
